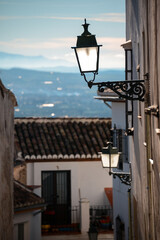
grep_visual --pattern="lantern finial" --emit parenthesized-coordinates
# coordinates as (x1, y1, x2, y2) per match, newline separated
(82, 19, 91, 36)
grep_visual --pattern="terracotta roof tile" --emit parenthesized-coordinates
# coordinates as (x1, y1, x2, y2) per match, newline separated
(14, 118, 111, 160)
(14, 181, 44, 210)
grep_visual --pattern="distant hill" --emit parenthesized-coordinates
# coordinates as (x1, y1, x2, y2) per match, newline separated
(0, 68, 124, 118)
(0, 51, 76, 72)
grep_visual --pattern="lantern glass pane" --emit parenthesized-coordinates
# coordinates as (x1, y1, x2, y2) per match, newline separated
(111, 154, 119, 168)
(76, 47, 98, 72)
(101, 153, 119, 168)
(101, 154, 110, 168)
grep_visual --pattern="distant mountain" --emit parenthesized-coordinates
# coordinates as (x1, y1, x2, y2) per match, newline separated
(0, 51, 125, 73)
(0, 51, 76, 72)
(0, 68, 125, 118)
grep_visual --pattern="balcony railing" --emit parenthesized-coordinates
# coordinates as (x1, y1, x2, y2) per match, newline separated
(42, 205, 80, 235)
(90, 205, 113, 232)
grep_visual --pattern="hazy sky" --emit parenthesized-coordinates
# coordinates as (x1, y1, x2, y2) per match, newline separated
(0, 0, 125, 69)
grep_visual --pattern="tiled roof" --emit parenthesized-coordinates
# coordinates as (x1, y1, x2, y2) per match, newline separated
(14, 118, 111, 161)
(14, 180, 44, 211)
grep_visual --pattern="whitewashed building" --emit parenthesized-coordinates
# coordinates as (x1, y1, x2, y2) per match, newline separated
(96, 86, 130, 240)
(14, 117, 113, 234)
(14, 181, 45, 240)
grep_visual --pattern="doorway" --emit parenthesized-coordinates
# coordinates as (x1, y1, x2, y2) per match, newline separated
(42, 170, 71, 226)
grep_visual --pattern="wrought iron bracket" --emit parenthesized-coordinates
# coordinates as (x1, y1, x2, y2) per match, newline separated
(145, 105, 159, 117)
(110, 171, 131, 186)
(87, 79, 145, 101)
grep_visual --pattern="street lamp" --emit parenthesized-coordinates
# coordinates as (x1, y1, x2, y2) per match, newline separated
(101, 143, 120, 170)
(72, 19, 146, 101)
(100, 142, 131, 186)
(71, 18, 102, 87)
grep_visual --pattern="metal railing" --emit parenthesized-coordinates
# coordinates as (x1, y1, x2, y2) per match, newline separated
(42, 205, 80, 234)
(90, 205, 113, 231)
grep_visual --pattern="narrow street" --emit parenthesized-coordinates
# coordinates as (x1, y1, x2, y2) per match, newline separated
(42, 233, 114, 240)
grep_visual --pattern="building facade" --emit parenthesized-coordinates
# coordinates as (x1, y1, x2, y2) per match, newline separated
(96, 89, 130, 240)
(0, 80, 17, 239)
(14, 117, 113, 234)
(126, 0, 160, 239)
(14, 181, 45, 240)
(95, 1, 160, 239)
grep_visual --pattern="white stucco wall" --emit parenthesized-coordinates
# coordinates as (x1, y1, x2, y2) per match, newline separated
(27, 161, 112, 206)
(112, 102, 126, 129)
(14, 211, 41, 240)
(111, 101, 130, 239)
(113, 170, 130, 239)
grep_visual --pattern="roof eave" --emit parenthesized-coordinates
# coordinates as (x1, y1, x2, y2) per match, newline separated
(14, 202, 46, 214)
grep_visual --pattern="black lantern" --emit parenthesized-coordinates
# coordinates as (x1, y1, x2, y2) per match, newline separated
(72, 19, 102, 86)
(101, 143, 120, 172)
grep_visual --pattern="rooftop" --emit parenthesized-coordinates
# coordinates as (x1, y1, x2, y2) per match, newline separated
(96, 88, 125, 102)
(14, 118, 111, 161)
(14, 180, 44, 211)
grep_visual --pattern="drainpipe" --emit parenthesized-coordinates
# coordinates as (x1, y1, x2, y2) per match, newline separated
(128, 188, 132, 240)
(146, 115, 153, 240)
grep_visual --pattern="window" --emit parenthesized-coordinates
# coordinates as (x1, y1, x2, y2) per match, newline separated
(121, 40, 133, 135)
(112, 126, 128, 169)
(18, 223, 24, 240)
(116, 216, 125, 240)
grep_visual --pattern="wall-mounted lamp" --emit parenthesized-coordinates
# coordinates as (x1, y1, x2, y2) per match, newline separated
(71, 18, 102, 86)
(72, 19, 146, 101)
(100, 142, 131, 186)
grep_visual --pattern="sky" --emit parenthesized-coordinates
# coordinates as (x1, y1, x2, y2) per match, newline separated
(0, 0, 125, 69)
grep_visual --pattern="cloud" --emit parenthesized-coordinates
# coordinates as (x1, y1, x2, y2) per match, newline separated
(0, 36, 125, 68)
(0, 13, 125, 23)
(90, 13, 125, 23)
(0, 38, 74, 50)
(42, 13, 125, 23)
(0, 37, 125, 51)
(98, 37, 125, 50)
(100, 54, 125, 69)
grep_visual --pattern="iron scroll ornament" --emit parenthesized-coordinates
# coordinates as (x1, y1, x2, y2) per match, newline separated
(86, 78, 145, 101)
(111, 172, 131, 186)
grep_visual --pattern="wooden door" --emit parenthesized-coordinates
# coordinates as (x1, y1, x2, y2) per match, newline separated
(42, 171, 71, 225)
